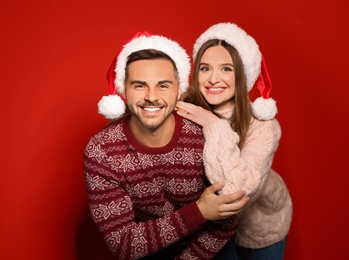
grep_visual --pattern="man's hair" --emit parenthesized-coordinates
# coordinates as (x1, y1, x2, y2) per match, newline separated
(125, 49, 179, 81)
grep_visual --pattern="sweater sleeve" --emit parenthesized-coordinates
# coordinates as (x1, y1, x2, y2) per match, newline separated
(202, 118, 281, 201)
(83, 146, 206, 259)
(176, 216, 239, 259)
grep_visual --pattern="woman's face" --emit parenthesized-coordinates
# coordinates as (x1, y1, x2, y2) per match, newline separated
(198, 45, 235, 111)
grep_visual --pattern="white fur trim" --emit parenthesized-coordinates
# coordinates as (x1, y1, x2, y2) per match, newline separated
(251, 97, 277, 120)
(115, 35, 190, 96)
(193, 22, 261, 91)
(98, 95, 126, 119)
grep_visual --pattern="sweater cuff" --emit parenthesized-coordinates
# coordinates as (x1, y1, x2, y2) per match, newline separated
(181, 202, 206, 231)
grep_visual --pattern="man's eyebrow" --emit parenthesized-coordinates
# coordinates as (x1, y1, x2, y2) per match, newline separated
(130, 80, 147, 85)
(158, 80, 173, 85)
(129, 80, 174, 85)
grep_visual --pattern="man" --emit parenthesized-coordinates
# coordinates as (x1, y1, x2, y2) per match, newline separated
(83, 31, 248, 259)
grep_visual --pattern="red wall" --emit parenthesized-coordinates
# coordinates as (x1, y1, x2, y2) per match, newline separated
(1, 0, 348, 259)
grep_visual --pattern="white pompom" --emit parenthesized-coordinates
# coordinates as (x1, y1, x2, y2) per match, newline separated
(252, 97, 277, 120)
(97, 95, 126, 119)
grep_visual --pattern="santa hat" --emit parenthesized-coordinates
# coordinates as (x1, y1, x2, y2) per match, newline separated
(98, 31, 191, 119)
(193, 22, 277, 120)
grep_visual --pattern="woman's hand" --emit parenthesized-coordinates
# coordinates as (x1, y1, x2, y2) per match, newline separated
(176, 101, 220, 127)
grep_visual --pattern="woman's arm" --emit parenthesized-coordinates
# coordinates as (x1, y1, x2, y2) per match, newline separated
(176, 101, 281, 201)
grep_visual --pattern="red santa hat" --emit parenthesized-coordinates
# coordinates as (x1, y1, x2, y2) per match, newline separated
(98, 31, 191, 119)
(193, 22, 277, 120)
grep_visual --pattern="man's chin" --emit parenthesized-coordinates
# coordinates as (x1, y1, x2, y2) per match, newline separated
(139, 112, 174, 131)
(139, 118, 163, 130)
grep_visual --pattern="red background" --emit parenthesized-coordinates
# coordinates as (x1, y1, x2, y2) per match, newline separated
(1, 0, 348, 259)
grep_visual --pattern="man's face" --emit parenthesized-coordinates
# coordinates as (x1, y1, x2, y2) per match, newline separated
(125, 59, 180, 131)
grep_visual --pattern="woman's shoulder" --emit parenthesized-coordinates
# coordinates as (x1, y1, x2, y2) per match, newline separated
(251, 117, 280, 129)
(249, 117, 281, 138)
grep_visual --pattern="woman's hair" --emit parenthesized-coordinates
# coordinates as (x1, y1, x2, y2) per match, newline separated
(181, 39, 253, 148)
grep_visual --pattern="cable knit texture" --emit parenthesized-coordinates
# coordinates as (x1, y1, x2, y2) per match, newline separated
(83, 113, 239, 259)
(202, 107, 292, 248)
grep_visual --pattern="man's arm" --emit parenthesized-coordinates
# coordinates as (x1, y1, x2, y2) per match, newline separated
(84, 149, 247, 260)
(177, 184, 248, 259)
(84, 149, 208, 259)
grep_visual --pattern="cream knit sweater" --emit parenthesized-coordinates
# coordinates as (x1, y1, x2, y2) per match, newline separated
(202, 107, 292, 248)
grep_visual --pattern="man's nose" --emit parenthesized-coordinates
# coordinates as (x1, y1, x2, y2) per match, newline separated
(144, 87, 159, 102)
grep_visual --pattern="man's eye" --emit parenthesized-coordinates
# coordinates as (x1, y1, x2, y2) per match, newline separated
(159, 84, 169, 89)
(134, 84, 144, 89)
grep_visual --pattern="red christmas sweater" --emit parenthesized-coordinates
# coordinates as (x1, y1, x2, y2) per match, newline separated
(83, 113, 238, 259)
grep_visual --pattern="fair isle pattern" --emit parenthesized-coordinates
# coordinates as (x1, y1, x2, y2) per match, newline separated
(157, 216, 177, 244)
(167, 178, 202, 195)
(83, 114, 238, 259)
(131, 225, 147, 258)
(179, 250, 199, 260)
(85, 142, 107, 163)
(198, 232, 223, 251)
(91, 198, 132, 222)
(85, 173, 113, 191)
(110, 148, 201, 173)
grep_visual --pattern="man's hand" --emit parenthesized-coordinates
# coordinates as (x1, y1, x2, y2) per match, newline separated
(196, 182, 249, 220)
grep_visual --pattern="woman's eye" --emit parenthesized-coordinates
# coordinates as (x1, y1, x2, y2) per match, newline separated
(199, 66, 210, 72)
(222, 66, 234, 72)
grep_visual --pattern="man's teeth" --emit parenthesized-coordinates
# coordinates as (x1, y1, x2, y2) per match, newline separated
(144, 107, 160, 112)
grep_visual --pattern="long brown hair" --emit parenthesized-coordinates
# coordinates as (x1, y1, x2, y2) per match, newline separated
(181, 39, 253, 148)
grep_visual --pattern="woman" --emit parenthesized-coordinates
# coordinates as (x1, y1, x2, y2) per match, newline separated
(176, 22, 292, 259)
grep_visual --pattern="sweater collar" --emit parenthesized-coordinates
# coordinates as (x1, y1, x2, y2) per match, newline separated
(214, 105, 234, 120)
(122, 112, 183, 154)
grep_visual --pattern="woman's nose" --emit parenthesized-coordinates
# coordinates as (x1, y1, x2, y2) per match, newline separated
(208, 70, 220, 84)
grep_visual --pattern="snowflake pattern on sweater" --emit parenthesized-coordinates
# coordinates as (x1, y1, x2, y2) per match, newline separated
(83, 113, 238, 259)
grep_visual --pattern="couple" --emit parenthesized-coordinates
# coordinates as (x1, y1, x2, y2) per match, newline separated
(83, 22, 292, 260)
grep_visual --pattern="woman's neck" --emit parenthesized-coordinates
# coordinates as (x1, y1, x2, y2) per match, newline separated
(214, 102, 234, 120)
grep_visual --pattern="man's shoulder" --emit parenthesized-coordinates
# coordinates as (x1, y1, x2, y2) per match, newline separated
(179, 116, 203, 135)
(89, 117, 126, 145)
